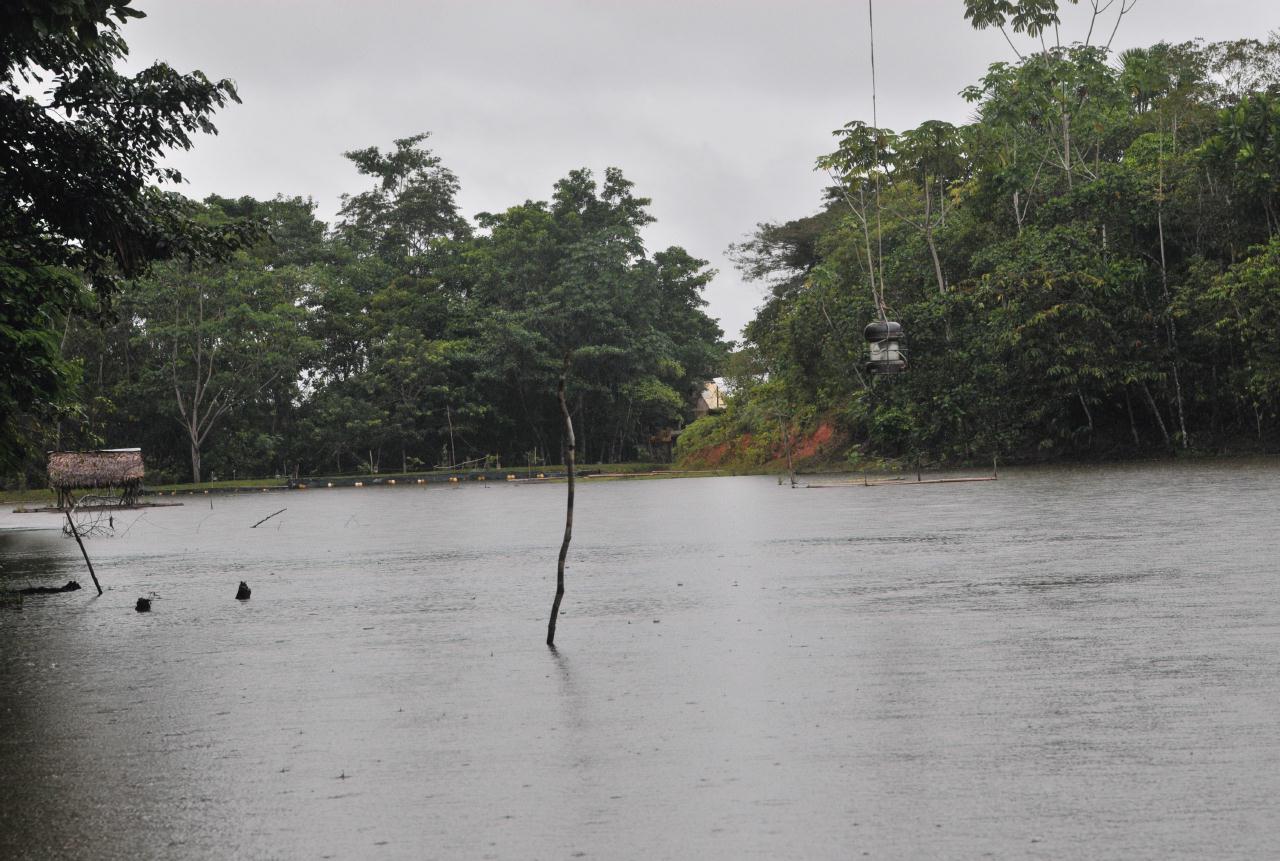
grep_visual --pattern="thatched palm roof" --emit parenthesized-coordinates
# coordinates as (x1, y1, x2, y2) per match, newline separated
(48, 449, 145, 490)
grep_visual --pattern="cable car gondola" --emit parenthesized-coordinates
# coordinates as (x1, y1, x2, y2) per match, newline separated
(861, 0, 908, 378)
(864, 319, 906, 375)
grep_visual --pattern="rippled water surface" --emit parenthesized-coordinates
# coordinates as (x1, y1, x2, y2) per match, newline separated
(2, 462, 1279, 859)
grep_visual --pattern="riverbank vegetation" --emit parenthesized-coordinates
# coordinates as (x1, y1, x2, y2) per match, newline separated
(8, 2, 1280, 488)
(2, 6, 725, 488)
(3, 4, 725, 488)
(678, 11, 1280, 470)
(49, 155, 725, 485)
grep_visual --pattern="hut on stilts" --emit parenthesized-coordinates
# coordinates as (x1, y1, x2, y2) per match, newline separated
(47, 449, 145, 510)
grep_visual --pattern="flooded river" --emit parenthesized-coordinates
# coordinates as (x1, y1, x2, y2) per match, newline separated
(2, 462, 1278, 859)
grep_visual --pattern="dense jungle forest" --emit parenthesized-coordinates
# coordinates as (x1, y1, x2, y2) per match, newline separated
(5, 128, 726, 484)
(5, 2, 1280, 486)
(61, 153, 726, 483)
(679, 17, 1280, 469)
(5, 6, 726, 486)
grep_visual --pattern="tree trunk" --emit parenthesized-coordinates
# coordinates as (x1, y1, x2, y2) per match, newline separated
(779, 417, 796, 488)
(1125, 388, 1141, 447)
(924, 180, 946, 294)
(1140, 382, 1172, 448)
(447, 403, 457, 468)
(1062, 112, 1073, 188)
(926, 226, 946, 294)
(1156, 130, 1189, 449)
(547, 356, 575, 648)
(190, 439, 201, 484)
(1078, 389, 1095, 436)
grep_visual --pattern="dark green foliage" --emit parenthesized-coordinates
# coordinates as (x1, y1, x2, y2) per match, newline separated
(1, 0, 246, 471)
(39, 136, 726, 481)
(717, 28, 1280, 466)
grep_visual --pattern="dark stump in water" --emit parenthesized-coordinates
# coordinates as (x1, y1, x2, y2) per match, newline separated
(236, 581, 251, 600)
(135, 597, 151, 612)
(18, 580, 81, 595)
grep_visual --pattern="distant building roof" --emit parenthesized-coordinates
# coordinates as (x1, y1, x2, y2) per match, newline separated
(694, 380, 727, 416)
(48, 450, 144, 490)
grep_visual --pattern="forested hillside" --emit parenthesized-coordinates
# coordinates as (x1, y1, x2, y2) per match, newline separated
(11, 136, 725, 484)
(680, 21, 1280, 469)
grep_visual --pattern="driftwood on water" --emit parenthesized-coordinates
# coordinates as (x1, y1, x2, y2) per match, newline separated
(17, 580, 81, 595)
(546, 356, 574, 648)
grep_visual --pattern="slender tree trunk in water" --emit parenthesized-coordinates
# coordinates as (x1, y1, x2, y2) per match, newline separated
(547, 356, 575, 648)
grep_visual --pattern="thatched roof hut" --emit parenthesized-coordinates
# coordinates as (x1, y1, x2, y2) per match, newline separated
(48, 449, 144, 507)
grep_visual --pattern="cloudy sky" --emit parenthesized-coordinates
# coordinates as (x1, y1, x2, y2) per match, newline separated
(124, 0, 1276, 339)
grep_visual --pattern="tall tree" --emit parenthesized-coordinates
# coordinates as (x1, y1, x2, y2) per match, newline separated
(335, 133, 470, 269)
(118, 199, 316, 482)
(1, 0, 246, 469)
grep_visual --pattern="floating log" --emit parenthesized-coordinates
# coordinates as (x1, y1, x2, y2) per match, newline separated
(18, 580, 82, 595)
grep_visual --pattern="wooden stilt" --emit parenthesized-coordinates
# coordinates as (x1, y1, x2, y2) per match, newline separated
(64, 510, 102, 596)
(547, 355, 575, 648)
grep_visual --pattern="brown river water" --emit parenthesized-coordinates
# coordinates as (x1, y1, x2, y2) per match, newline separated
(1, 462, 1278, 859)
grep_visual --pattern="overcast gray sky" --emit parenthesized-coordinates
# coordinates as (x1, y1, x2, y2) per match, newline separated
(124, 0, 1276, 339)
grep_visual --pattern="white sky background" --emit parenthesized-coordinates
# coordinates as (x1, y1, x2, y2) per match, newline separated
(123, 0, 1277, 340)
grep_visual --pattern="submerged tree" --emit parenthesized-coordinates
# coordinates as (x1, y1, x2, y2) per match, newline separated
(463, 167, 723, 646)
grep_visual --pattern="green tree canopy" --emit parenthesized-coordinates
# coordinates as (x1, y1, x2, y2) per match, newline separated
(1, 0, 245, 470)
